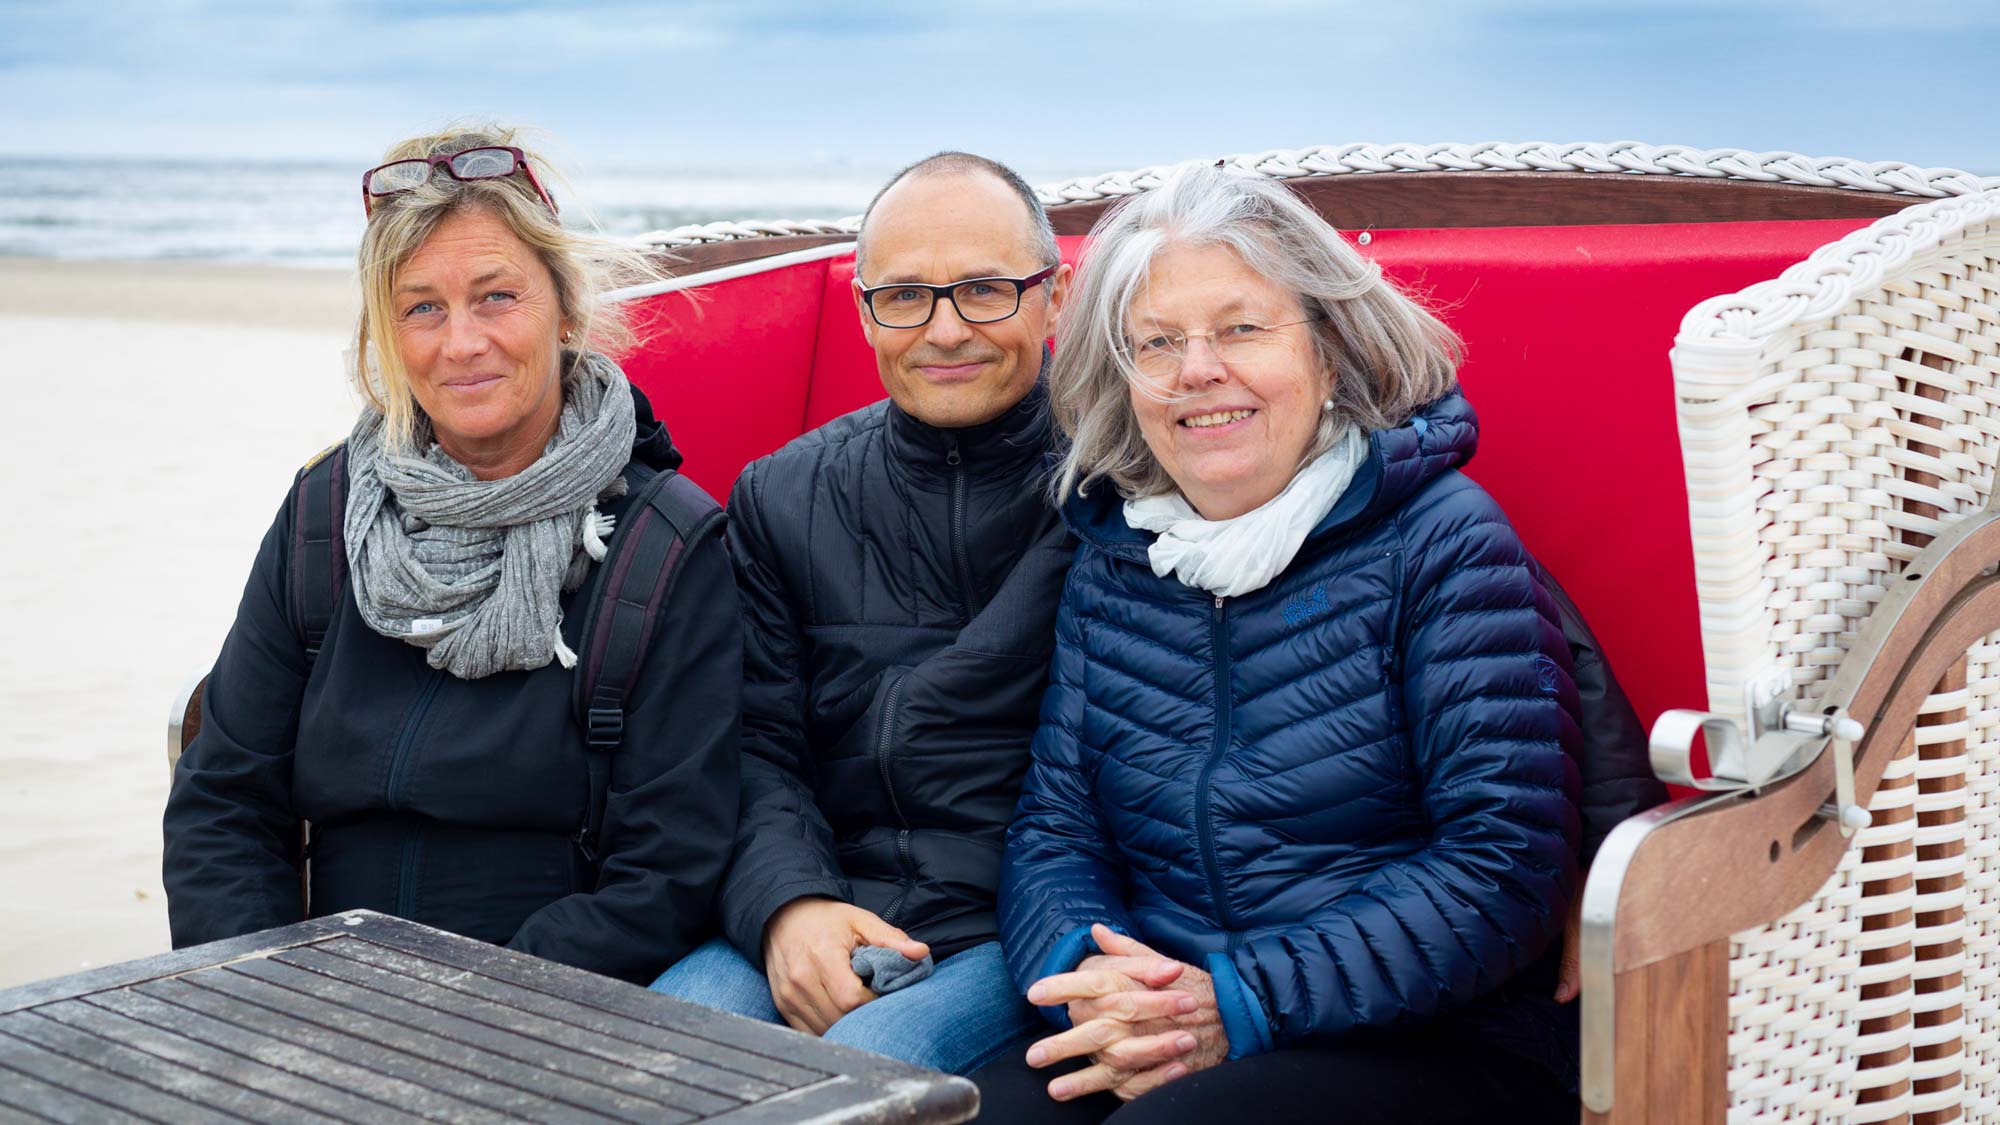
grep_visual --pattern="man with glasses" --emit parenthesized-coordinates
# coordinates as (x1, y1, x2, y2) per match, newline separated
(650, 152, 1076, 1074)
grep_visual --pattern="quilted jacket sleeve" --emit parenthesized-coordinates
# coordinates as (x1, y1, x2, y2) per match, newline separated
(1215, 481, 1582, 1055)
(999, 571, 1141, 1021)
(717, 458, 851, 958)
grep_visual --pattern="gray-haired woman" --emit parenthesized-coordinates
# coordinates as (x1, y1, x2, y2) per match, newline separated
(162, 125, 742, 983)
(982, 165, 1585, 1122)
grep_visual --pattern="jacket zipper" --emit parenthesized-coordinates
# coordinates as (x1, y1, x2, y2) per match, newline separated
(387, 667, 445, 918)
(1197, 595, 1242, 930)
(876, 672, 916, 926)
(945, 443, 977, 621)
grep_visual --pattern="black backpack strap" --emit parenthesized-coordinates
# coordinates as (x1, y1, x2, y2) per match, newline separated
(289, 443, 349, 665)
(569, 468, 725, 862)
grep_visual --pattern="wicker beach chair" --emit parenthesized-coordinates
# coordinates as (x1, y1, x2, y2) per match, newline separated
(1585, 185, 2000, 1124)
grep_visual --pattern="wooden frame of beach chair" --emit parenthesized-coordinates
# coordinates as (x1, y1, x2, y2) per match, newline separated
(1582, 185, 2000, 1124)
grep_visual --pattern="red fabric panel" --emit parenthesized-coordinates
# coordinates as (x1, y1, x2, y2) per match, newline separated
(626, 219, 1875, 735)
(616, 259, 829, 503)
(801, 236, 1092, 429)
(1361, 219, 1870, 729)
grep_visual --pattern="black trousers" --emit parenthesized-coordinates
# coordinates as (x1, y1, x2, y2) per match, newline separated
(970, 1030, 1577, 1124)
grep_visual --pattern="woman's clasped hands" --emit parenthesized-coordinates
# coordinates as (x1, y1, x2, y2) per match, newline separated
(1022, 924, 1231, 1102)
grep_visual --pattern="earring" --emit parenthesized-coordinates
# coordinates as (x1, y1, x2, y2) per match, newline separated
(1322, 398, 1335, 413)
(561, 330, 573, 345)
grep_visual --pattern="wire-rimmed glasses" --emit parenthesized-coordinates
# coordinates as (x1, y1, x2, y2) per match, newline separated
(1126, 316, 1324, 379)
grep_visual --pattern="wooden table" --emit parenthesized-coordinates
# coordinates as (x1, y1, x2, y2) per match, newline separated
(0, 911, 979, 1123)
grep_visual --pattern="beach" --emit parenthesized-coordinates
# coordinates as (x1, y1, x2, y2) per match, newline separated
(0, 259, 358, 987)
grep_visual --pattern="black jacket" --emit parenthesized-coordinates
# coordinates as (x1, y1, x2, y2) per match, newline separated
(163, 389, 742, 985)
(718, 385, 1071, 961)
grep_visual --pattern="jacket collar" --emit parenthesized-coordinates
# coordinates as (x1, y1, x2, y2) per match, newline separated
(1064, 391, 1481, 565)
(886, 364, 1052, 490)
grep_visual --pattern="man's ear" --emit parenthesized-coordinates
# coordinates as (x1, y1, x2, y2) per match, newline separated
(852, 275, 878, 348)
(1045, 261, 1075, 337)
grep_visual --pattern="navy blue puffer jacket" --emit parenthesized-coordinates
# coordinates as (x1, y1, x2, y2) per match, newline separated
(999, 393, 1583, 1069)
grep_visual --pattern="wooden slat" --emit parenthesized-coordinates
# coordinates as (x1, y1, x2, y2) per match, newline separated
(1584, 941, 1728, 1125)
(0, 1057, 151, 1124)
(37, 997, 368, 1123)
(228, 954, 705, 1121)
(132, 974, 565, 1125)
(243, 948, 712, 1119)
(313, 928, 825, 1088)
(0, 1025, 206, 1124)
(1, 1008, 321, 1124)
(203, 962, 632, 1123)
(302, 939, 799, 1096)
(82, 986, 432, 1124)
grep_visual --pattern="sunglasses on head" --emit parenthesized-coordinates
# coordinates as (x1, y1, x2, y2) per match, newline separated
(361, 145, 559, 218)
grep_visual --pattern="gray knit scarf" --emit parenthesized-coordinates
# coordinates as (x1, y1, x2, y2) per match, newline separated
(344, 351, 637, 680)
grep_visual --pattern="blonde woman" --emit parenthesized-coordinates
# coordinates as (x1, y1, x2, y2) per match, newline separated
(984, 166, 1582, 1121)
(163, 126, 741, 983)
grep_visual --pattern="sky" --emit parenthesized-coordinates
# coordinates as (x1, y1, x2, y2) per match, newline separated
(4, 0, 1997, 181)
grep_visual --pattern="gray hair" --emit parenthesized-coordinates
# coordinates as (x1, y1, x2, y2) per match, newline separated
(855, 151, 1059, 275)
(1047, 164, 1462, 503)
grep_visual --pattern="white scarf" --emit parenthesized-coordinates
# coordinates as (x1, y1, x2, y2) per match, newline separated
(1123, 426, 1369, 598)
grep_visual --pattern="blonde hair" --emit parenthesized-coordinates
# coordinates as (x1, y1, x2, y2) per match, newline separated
(354, 123, 665, 450)
(1048, 164, 1463, 503)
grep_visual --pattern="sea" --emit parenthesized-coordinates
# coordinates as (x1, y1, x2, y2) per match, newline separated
(0, 156, 915, 268)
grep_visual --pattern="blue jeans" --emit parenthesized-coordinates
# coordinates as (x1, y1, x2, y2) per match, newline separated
(651, 938, 1041, 1075)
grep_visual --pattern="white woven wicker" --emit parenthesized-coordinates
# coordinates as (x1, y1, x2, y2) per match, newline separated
(1679, 186, 2000, 1122)
(1674, 186, 2000, 724)
(632, 141, 2000, 249)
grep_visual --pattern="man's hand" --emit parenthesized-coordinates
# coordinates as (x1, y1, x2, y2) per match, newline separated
(1555, 890, 1584, 1003)
(763, 897, 928, 1035)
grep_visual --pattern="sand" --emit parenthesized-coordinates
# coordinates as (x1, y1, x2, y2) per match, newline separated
(0, 259, 361, 987)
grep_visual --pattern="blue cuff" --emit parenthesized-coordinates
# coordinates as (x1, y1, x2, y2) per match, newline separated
(1031, 922, 1129, 1028)
(1205, 952, 1274, 1059)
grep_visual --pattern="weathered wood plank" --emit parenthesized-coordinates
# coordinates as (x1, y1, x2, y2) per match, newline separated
(130, 975, 541, 1125)
(0, 1057, 151, 1124)
(0, 1027, 204, 1123)
(318, 921, 830, 1087)
(0, 917, 359, 1016)
(1, 1008, 319, 1123)
(202, 962, 634, 1123)
(717, 1075, 981, 1125)
(83, 986, 431, 1124)
(38, 998, 363, 1123)
(212, 953, 699, 1121)
(304, 938, 804, 1095)
(223, 956, 685, 1122)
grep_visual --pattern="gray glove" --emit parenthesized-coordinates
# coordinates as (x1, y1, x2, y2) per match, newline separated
(850, 945, 935, 994)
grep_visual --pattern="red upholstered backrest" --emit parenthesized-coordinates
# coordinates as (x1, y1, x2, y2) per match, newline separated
(619, 219, 1873, 730)
(616, 257, 832, 503)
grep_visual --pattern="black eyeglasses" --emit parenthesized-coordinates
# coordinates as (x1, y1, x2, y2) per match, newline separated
(858, 266, 1057, 329)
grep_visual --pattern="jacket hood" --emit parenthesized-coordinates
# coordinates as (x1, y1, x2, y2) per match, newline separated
(1061, 391, 1480, 564)
(629, 383, 684, 474)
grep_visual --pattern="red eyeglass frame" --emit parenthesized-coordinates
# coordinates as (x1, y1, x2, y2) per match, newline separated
(360, 145, 560, 219)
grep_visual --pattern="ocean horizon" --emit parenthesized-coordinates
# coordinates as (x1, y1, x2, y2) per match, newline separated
(9, 153, 1994, 271)
(0, 155, 921, 269)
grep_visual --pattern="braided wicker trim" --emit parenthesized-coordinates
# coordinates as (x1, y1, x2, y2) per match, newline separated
(1679, 186, 2000, 348)
(634, 141, 1998, 249)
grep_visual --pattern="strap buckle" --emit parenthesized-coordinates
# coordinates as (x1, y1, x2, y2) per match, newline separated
(585, 705, 623, 751)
